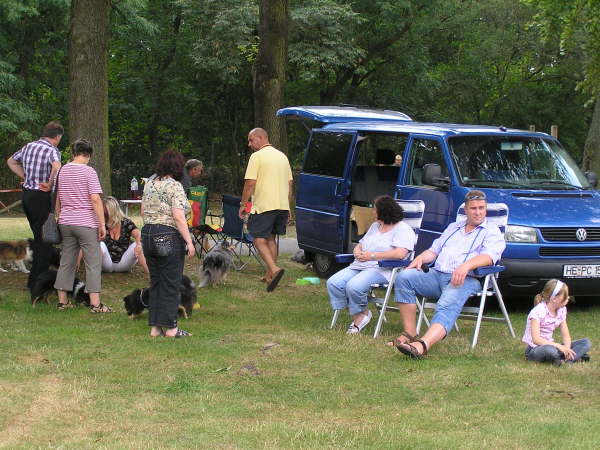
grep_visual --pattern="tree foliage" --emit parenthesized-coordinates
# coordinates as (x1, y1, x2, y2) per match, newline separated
(0, 0, 595, 194)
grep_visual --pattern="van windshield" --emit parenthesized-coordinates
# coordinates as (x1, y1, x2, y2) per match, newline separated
(449, 136, 590, 190)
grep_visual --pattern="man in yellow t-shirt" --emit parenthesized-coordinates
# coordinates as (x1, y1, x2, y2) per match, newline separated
(239, 128, 293, 292)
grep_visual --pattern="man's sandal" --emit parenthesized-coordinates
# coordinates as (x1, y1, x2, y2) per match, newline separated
(396, 339, 428, 359)
(385, 332, 419, 347)
(89, 303, 113, 313)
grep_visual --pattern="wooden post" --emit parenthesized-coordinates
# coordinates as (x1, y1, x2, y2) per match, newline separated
(551, 125, 558, 137)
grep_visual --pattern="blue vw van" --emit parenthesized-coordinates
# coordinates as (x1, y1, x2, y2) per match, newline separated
(278, 106, 600, 298)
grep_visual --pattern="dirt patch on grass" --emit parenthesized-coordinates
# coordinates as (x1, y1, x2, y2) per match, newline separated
(0, 375, 62, 447)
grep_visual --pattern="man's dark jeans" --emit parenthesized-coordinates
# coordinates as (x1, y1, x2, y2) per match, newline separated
(141, 224, 185, 329)
(22, 188, 52, 288)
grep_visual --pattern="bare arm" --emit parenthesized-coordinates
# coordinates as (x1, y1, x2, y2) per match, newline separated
(131, 227, 142, 246)
(55, 195, 61, 217)
(172, 207, 195, 258)
(40, 161, 62, 192)
(239, 179, 256, 219)
(354, 246, 409, 263)
(407, 249, 438, 270)
(90, 194, 106, 240)
(130, 227, 149, 273)
(7, 157, 24, 180)
(531, 318, 576, 360)
(450, 254, 493, 287)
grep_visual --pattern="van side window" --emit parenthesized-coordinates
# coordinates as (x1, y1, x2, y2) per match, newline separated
(304, 132, 353, 177)
(407, 139, 448, 186)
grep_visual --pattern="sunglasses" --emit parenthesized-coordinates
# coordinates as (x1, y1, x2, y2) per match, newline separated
(465, 194, 486, 201)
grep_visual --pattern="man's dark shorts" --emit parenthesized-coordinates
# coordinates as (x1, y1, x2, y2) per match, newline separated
(247, 210, 289, 238)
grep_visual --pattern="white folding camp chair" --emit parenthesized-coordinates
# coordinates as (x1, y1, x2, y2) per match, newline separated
(329, 200, 426, 338)
(416, 202, 516, 349)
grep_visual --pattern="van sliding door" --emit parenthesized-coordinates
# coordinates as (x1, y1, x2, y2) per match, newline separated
(296, 130, 358, 255)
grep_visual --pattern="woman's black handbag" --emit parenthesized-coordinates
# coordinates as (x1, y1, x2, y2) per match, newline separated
(42, 168, 62, 244)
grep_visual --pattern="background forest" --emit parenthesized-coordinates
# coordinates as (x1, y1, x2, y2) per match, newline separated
(1, 0, 599, 198)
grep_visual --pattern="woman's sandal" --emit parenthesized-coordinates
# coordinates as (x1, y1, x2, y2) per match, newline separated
(385, 332, 419, 347)
(396, 338, 428, 359)
(89, 303, 114, 313)
(164, 329, 192, 338)
(57, 302, 74, 310)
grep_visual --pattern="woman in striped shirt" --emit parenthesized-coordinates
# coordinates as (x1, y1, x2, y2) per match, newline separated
(54, 139, 112, 313)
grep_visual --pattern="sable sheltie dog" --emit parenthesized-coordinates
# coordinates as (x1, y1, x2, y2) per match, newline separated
(122, 275, 197, 319)
(198, 241, 234, 287)
(30, 269, 91, 306)
(0, 239, 33, 273)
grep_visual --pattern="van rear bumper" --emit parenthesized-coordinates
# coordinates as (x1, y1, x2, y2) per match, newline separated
(499, 258, 600, 297)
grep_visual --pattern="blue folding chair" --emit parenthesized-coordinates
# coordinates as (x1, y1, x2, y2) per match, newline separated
(221, 194, 263, 270)
(329, 200, 425, 338)
(416, 202, 516, 349)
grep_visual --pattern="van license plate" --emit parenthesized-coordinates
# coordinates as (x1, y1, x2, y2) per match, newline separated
(563, 264, 600, 278)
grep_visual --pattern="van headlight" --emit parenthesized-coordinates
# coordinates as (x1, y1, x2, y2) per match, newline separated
(505, 225, 538, 243)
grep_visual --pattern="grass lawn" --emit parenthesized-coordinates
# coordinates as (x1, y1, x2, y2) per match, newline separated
(1, 215, 599, 448)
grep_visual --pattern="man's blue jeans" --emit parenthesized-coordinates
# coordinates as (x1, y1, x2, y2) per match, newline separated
(327, 267, 387, 316)
(525, 338, 591, 364)
(394, 268, 481, 334)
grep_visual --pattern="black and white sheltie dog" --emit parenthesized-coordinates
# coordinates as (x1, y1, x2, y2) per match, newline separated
(30, 269, 91, 306)
(198, 241, 234, 287)
(0, 239, 33, 273)
(122, 275, 197, 319)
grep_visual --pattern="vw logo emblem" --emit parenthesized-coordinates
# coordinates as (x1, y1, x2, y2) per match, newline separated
(576, 228, 587, 241)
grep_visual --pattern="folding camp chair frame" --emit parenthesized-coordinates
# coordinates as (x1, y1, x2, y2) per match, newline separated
(220, 194, 263, 270)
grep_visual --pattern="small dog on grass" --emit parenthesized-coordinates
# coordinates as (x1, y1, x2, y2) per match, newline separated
(122, 275, 197, 319)
(198, 240, 234, 287)
(0, 239, 33, 273)
(30, 269, 91, 306)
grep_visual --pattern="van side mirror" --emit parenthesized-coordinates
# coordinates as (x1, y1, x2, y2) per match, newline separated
(585, 171, 598, 189)
(423, 163, 450, 188)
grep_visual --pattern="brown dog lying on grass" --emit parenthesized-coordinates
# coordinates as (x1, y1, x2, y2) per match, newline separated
(0, 239, 33, 273)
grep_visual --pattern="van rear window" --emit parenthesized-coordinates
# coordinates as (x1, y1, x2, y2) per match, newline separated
(304, 132, 353, 177)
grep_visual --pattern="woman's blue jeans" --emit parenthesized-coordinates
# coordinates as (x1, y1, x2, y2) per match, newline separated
(327, 267, 387, 316)
(525, 338, 591, 364)
(394, 268, 481, 334)
(141, 224, 185, 329)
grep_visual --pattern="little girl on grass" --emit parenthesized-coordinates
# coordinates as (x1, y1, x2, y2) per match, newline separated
(522, 279, 591, 365)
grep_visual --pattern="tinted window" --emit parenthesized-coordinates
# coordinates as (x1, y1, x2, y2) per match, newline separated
(449, 136, 589, 189)
(304, 132, 353, 177)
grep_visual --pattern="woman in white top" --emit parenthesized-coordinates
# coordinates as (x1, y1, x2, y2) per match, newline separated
(327, 195, 415, 334)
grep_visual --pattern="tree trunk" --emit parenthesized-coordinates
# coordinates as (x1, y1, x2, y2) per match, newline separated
(252, 0, 289, 154)
(68, 0, 111, 193)
(583, 96, 600, 174)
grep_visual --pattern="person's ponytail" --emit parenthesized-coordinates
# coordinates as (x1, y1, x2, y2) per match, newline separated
(533, 293, 544, 305)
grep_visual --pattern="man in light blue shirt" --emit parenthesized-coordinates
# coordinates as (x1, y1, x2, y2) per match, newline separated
(390, 190, 505, 358)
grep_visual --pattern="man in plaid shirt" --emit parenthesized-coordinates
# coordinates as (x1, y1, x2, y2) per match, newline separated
(7, 121, 63, 287)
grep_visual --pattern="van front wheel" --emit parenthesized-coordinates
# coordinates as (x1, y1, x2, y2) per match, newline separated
(313, 253, 343, 279)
